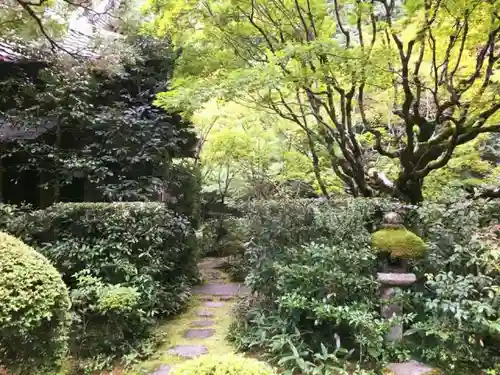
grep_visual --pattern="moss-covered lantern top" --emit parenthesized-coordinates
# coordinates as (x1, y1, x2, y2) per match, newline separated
(371, 212, 427, 259)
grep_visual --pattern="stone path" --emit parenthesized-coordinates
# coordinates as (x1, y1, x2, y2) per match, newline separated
(146, 257, 248, 375)
(149, 365, 172, 375)
(386, 360, 436, 375)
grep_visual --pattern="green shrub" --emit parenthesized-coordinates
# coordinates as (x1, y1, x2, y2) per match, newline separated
(0, 202, 198, 363)
(241, 198, 385, 296)
(231, 197, 500, 373)
(69, 272, 151, 361)
(403, 199, 500, 372)
(371, 227, 427, 259)
(163, 160, 202, 227)
(171, 354, 276, 375)
(229, 199, 400, 373)
(198, 218, 220, 256)
(229, 241, 394, 373)
(0, 231, 71, 374)
(198, 216, 246, 257)
(405, 269, 500, 373)
(14, 202, 197, 313)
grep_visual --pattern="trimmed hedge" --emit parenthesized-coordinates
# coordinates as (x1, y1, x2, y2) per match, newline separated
(0, 231, 71, 374)
(0, 202, 198, 362)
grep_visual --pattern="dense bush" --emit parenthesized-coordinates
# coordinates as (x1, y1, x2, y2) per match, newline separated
(68, 272, 152, 366)
(229, 199, 402, 373)
(403, 200, 500, 372)
(0, 202, 198, 364)
(163, 161, 202, 227)
(199, 217, 246, 257)
(229, 197, 500, 374)
(239, 198, 389, 295)
(0, 231, 71, 374)
(171, 354, 276, 375)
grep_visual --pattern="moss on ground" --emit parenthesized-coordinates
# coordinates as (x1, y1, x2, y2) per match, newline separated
(126, 294, 236, 374)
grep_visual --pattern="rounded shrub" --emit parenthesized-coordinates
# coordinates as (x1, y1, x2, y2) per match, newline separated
(371, 227, 427, 259)
(0, 231, 71, 374)
(171, 354, 276, 375)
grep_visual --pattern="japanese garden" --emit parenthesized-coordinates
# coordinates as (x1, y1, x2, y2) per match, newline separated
(0, 0, 499, 374)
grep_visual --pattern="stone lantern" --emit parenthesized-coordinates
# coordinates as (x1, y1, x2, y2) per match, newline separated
(371, 211, 427, 344)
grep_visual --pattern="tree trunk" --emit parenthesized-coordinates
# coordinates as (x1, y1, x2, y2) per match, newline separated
(308, 142, 329, 198)
(397, 177, 424, 204)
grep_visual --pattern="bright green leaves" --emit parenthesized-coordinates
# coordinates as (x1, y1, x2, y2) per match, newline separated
(0, 0, 71, 41)
(193, 101, 320, 197)
(146, 0, 500, 202)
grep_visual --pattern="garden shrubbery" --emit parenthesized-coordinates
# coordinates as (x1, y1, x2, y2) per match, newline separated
(229, 198, 393, 373)
(171, 354, 276, 375)
(0, 202, 198, 370)
(0, 232, 72, 374)
(404, 200, 500, 372)
(228, 197, 500, 374)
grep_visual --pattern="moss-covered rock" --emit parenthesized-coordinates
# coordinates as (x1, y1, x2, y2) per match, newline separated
(371, 227, 427, 259)
(0, 231, 71, 374)
(171, 354, 275, 375)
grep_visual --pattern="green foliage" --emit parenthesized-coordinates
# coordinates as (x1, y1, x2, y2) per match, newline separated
(1, 37, 198, 209)
(199, 216, 245, 257)
(147, 0, 500, 203)
(193, 101, 338, 201)
(0, 0, 69, 41)
(69, 272, 151, 363)
(228, 199, 405, 372)
(225, 197, 395, 284)
(228, 197, 500, 373)
(402, 200, 500, 372)
(405, 271, 500, 373)
(0, 231, 71, 374)
(371, 228, 427, 259)
(171, 354, 276, 375)
(0, 202, 198, 364)
(163, 160, 202, 226)
(423, 136, 497, 201)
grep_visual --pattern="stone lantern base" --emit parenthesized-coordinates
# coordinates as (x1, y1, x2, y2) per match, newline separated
(385, 360, 440, 375)
(377, 272, 416, 343)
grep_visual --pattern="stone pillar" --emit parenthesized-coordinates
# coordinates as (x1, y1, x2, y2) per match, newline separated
(377, 272, 416, 343)
(371, 211, 426, 343)
(374, 213, 437, 373)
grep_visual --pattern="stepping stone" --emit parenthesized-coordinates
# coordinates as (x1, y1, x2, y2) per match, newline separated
(219, 295, 233, 301)
(387, 360, 437, 375)
(149, 365, 172, 375)
(199, 295, 215, 301)
(184, 328, 215, 339)
(193, 283, 248, 297)
(168, 345, 208, 358)
(190, 320, 215, 327)
(202, 301, 226, 308)
(197, 310, 215, 317)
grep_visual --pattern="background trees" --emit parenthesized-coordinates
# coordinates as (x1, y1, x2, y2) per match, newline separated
(194, 100, 342, 202)
(148, 0, 500, 203)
